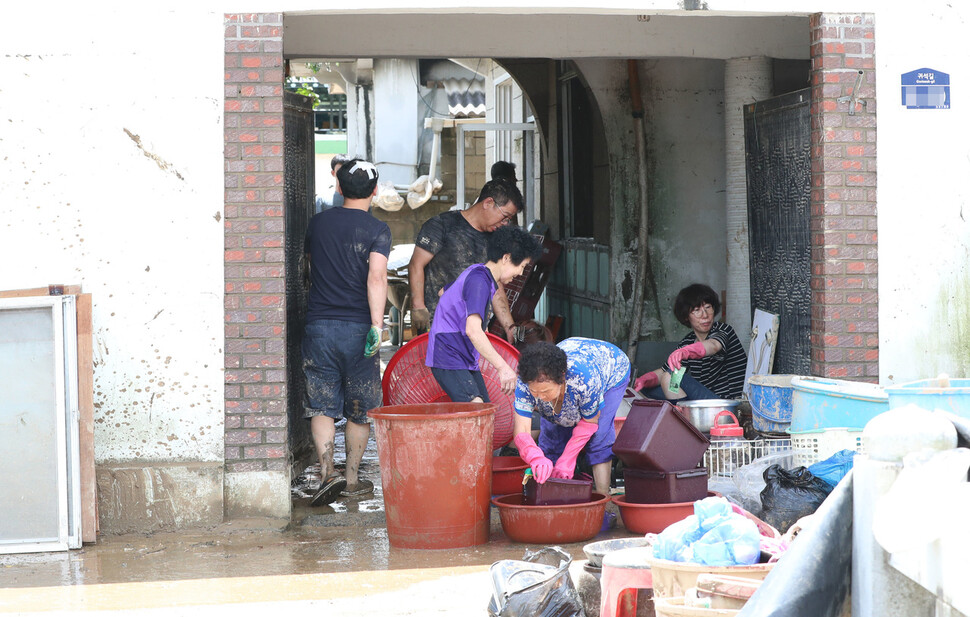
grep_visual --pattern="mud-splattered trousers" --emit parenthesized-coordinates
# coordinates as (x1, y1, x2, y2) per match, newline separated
(303, 319, 382, 424)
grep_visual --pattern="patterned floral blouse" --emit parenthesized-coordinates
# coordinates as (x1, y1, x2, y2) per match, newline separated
(514, 337, 631, 427)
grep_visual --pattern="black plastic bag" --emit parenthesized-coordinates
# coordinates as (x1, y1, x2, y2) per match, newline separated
(487, 546, 585, 617)
(759, 464, 832, 533)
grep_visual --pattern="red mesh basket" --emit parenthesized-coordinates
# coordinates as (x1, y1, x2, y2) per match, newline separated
(381, 332, 519, 450)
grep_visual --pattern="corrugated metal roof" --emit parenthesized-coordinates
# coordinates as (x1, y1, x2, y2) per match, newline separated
(443, 78, 485, 118)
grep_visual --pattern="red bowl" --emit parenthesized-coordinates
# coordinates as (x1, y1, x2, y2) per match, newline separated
(612, 494, 697, 534)
(492, 492, 610, 544)
(492, 455, 528, 496)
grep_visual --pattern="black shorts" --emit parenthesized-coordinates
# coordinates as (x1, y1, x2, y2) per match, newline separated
(430, 367, 490, 403)
(302, 319, 381, 424)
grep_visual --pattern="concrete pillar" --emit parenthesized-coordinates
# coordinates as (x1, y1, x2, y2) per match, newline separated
(344, 59, 375, 163)
(724, 57, 772, 347)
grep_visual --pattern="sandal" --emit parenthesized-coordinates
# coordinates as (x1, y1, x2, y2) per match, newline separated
(310, 475, 347, 506)
(340, 479, 374, 497)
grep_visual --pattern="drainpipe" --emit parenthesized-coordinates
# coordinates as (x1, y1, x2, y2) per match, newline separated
(427, 119, 441, 183)
(626, 60, 665, 361)
(403, 118, 443, 208)
(335, 60, 375, 163)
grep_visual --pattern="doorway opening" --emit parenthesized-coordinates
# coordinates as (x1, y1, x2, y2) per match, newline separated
(223, 10, 878, 518)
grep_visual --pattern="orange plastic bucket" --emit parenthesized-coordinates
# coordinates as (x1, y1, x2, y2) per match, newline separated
(369, 402, 495, 549)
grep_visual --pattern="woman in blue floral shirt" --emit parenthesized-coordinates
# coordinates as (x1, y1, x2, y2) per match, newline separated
(512, 337, 631, 495)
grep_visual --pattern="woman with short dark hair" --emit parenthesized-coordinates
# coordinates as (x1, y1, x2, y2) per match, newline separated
(426, 226, 542, 402)
(634, 283, 747, 401)
(512, 338, 631, 495)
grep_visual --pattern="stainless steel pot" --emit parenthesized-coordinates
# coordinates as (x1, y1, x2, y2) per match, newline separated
(677, 399, 741, 433)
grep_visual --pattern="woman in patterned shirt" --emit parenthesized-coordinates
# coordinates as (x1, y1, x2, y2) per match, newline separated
(512, 338, 631, 495)
(634, 283, 748, 401)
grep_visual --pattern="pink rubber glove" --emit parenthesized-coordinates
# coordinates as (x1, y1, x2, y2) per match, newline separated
(633, 371, 659, 391)
(551, 420, 599, 480)
(667, 341, 706, 370)
(514, 432, 554, 484)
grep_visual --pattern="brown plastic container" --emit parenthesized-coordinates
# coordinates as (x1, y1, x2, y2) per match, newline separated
(623, 467, 709, 504)
(611, 399, 710, 471)
(522, 475, 593, 505)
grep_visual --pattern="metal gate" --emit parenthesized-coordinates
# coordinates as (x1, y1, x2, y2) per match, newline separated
(744, 88, 812, 375)
(284, 91, 316, 469)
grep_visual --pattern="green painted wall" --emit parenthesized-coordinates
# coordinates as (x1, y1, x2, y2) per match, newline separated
(315, 136, 348, 155)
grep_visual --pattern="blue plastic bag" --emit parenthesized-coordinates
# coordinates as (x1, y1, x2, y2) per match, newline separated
(691, 517, 762, 566)
(652, 497, 762, 566)
(807, 449, 856, 488)
(652, 515, 702, 562)
(694, 495, 734, 531)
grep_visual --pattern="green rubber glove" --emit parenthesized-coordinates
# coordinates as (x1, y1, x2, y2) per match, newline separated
(364, 326, 381, 357)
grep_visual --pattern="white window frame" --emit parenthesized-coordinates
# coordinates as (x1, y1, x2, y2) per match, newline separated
(457, 122, 536, 223)
(0, 295, 81, 554)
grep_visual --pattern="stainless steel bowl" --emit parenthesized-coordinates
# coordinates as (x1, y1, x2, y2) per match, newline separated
(582, 537, 650, 568)
(677, 399, 741, 433)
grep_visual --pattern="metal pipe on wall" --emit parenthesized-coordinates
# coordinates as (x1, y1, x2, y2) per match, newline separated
(625, 59, 665, 361)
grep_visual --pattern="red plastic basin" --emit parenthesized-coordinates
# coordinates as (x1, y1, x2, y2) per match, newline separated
(492, 455, 528, 496)
(614, 416, 626, 436)
(612, 493, 713, 535)
(492, 493, 610, 544)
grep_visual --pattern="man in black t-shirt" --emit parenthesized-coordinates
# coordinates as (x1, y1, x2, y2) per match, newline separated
(303, 159, 391, 506)
(407, 178, 523, 339)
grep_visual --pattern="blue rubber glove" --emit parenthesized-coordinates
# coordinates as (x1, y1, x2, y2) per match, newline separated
(364, 326, 381, 357)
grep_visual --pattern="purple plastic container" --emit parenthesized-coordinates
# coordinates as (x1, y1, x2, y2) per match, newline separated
(611, 399, 710, 471)
(522, 475, 593, 505)
(623, 467, 709, 504)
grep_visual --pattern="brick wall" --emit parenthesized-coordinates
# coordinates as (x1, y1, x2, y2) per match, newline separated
(224, 13, 289, 473)
(809, 13, 878, 380)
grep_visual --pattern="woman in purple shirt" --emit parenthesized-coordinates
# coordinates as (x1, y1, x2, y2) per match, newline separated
(426, 226, 541, 402)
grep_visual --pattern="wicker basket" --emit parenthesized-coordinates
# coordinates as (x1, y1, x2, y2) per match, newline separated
(381, 332, 519, 450)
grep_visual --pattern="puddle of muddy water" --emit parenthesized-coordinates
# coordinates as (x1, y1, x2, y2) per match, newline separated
(0, 341, 634, 590)
(0, 511, 633, 589)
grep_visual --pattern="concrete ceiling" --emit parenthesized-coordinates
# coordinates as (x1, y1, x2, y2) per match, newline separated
(283, 12, 810, 61)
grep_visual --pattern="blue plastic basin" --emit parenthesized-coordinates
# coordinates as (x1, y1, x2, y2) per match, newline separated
(789, 376, 888, 432)
(747, 374, 798, 433)
(885, 378, 970, 420)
